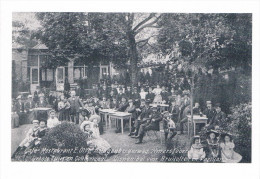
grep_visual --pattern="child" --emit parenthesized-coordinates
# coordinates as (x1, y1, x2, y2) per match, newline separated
(205, 130, 220, 162)
(34, 120, 48, 146)
(188, 136, 206, 162)
(12, 119, 40, 159)
(220, 133, 242, 163)
(47, 110, 60, 128)
(163, 111, 177, 141)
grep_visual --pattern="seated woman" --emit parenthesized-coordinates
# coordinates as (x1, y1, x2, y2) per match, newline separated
(80, 120, 111, 157)
(188, 136, 206, 162)
(220, 133, 242, 163)
(30, 120, 48, 147)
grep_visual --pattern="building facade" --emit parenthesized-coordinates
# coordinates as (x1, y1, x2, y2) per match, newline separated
(12, 44, 118, 94)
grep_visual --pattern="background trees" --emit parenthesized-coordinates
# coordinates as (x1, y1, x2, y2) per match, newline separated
(35, 12, 162, 86)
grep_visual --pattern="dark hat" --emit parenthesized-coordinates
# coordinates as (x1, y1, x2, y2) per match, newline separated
(206, 130, 220, 137)
(215, 103, 221, 108)
(191, 135, 201, 145)
(145, 99, 150, 104)
(221, 132, 233, 140)
(48, 109, 56, 115)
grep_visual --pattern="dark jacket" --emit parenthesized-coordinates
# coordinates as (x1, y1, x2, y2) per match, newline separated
(125, 105, 136, 119)
(117, 102, 129, 112)
(68, 96, 84, 113)
(25, 101, 36, 112)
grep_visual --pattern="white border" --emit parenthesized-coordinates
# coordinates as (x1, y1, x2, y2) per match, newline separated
(1, 1, 260, 179)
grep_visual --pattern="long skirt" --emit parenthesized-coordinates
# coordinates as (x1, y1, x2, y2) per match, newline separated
(11, 113, 19, 128)
(58, 109, 70, 121)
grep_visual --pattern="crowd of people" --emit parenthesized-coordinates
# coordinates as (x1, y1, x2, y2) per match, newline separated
(11, 82, 242, 162)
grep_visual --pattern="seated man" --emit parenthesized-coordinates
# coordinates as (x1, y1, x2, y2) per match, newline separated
(99, 96, 110, 109)
(110, 97, 119, 109)
(130, 99, 151, 137)
(135, 106, 162, 144)
(124, 99, 136, 135)
(179, 102, 201, 134)
(115, 97, 129, 133)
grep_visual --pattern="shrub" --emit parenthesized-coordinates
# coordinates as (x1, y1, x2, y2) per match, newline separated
(226, 102, 252, 162)
(39, 122, 89, 158)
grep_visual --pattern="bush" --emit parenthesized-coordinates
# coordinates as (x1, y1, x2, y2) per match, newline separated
(39, 122, 89, 159)
(227, 102, 252, 162)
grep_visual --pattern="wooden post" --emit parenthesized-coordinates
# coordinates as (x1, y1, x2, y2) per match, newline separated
(190, 75, 194, 139)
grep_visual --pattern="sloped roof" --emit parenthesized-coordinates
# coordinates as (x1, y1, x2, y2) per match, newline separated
(32, 43, 48, 49)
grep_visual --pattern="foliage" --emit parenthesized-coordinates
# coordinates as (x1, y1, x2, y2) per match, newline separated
(40, 122, 88, 157)
(226, 103, 252, 162)
(12, 20, 38, 49)
(35, 12, 162, 86)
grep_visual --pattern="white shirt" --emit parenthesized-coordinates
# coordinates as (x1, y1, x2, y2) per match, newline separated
(47, 117, 60, 128)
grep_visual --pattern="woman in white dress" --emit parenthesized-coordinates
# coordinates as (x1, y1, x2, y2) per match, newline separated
(188, 136, 206, 162)
(220, 133, 242, 163)
(139, 87, 147, 100)
(80, 118, 111, 156)
(152, 84, 163, 104)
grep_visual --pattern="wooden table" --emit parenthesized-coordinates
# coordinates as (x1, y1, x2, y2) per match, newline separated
(149, 104, 169, 112)
(99, 109, 117, 129)
(33, 107, 52, 121)
(109, 112, 132, 134)
(187, 115, 208, 136)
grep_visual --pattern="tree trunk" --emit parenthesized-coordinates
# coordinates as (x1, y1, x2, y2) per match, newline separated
(127, 31, 139, 88)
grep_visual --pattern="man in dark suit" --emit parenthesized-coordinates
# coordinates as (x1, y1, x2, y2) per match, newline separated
(115, 97, 129, 133)
(116, 87, 125, 102)
(135, 106, 162, 144)
(110, 97, 119, 109)
(130, 99, 151, 137)
(125, 86, 132, 100)
(131, 87, 141, 107)
(99, 85, 109, 99)
(207, 103, 226, 130)
(204, 101, 216, 125)
(145, 87, 155, 103)
(68, 90, 84, 124)
(16, 95, 25, 125)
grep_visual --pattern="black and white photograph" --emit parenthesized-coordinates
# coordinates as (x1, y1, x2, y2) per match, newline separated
(10, 11, 252, 163)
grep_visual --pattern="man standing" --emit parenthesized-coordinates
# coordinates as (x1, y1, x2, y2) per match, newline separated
(132, 87, 141, 107)
(16, 95, 25, 125)
(145, 87, 155, 104)
(68, 90, 84, 124)
(125, 86, 132, 100)
(25, 95, 36, 124)
(117, 87, 125, 102)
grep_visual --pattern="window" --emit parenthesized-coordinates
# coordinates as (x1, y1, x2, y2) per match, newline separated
(31, 68, 39, 84)
(57, 68, 64, 83)
(73, 66, 87, 80)
(28, 55, 38, 66)
(46, 69, 54, 81)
